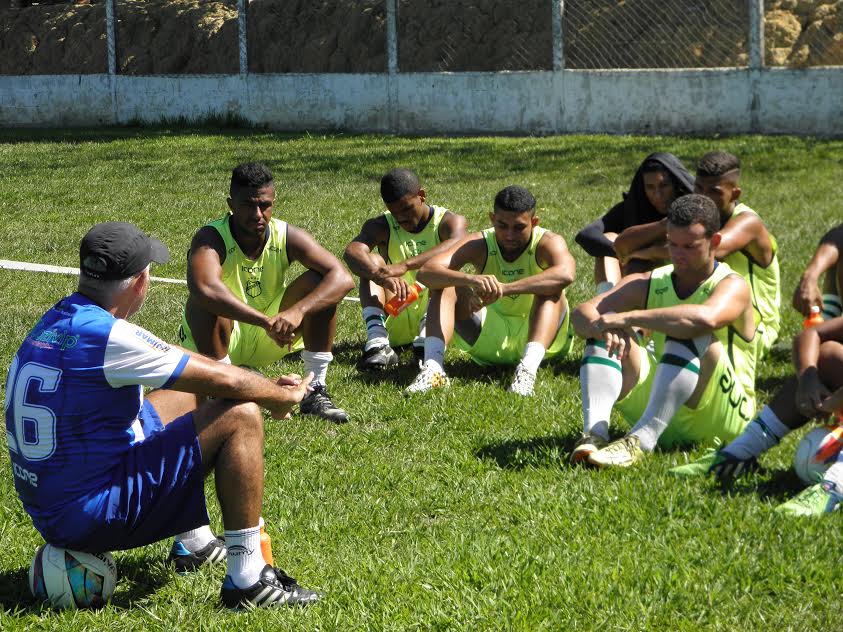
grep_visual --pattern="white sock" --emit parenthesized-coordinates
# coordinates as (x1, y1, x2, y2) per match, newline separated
(519, 341, 546, 375)
(363, 307, 389, 349)
(423, 336, 446, 373)
(723, 406, 791, 459)
(175, 524, 216, 552)
(218, 355, 232, 365)
(302, 350, 332, 387)
(631, 335, 709, 452)
(596, 281, 615, 295)
(224, 525, 265, 588)
(822, 293, 842, 320)
(823, 456, 843, 494)
(579, 340, 623, 441)
(413, 316, 427, 349)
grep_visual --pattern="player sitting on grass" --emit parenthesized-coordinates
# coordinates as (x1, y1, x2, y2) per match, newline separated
(570, 194, 758, 467)
(574, 152, 694, 294)
(792, 222, 843, 322)
(694, 151, 781, 356)
(405, 185, 576, 397)
(5, 222, 319, 609)
(671, 316, 843, 517)
(179, 162, 354, 423)
(343, 168, 467, 370)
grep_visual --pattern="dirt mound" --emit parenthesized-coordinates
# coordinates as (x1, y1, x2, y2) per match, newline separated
(0, 0, 840, 75)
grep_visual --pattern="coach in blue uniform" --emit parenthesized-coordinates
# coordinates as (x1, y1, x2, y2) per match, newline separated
(4, 222, 320, 609)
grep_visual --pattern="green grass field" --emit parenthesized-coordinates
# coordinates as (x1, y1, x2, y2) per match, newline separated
(0, 130, 841, 631)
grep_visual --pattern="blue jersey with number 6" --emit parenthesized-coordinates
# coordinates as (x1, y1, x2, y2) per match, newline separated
(4, 293, 188, 533)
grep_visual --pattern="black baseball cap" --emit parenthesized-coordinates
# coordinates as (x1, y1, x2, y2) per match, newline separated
(80, 222, 170, 280)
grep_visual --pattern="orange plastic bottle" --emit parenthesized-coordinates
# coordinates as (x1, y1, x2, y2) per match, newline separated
(803, 305, 824, 329)
(385, 281, 425, 317)
(259, 517, 274, 566)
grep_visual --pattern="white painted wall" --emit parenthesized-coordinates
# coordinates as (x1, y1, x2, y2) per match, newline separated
(1, 68, 840, 136)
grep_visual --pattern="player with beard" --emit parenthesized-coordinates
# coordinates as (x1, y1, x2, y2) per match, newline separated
(179, 163, 354, 423)
(405, 185, 576, 397)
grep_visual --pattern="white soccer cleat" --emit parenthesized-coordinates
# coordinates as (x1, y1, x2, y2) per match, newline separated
(507, 364, 536, 396)
(403, 362, 450, 395)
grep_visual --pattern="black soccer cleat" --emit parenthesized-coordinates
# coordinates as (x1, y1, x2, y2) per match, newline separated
(221, 564, 321, 609)
(168, 537, 227, 573)
(357, 343, 399, 371)
(299, 384, 350, 423)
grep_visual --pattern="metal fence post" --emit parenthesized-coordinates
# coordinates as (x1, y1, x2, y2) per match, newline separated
(386, 0, 398, 133)
(105, 0, 117, 123)
(552, 0, 564, 71)
(238, 0, 248, 74)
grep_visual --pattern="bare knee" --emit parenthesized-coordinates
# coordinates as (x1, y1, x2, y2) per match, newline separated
(818, 341, 843, 390)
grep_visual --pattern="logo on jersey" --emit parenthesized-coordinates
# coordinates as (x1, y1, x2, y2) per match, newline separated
(12, 462, 38, 487)
(655, 286, 669, 295)
(718, 366, 751, 422)
(30, 328, 78, 351)
(246, 279, 262, 298)
(269, 245, 282, 253)
(501, 269, 525, 276)
(242, 265, 264, 275)
(134, 329, 171, 353)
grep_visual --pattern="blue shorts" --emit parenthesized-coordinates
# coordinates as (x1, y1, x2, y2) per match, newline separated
(40, 400, 209, 553)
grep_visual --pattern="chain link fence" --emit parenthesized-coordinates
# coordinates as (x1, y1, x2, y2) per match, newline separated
(0, 0, 840, 75)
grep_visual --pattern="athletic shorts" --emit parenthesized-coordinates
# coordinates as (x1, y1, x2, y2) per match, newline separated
(35, 400, 209, 553)
(385, 290, 429, 347)
(617, 344, 755, 449)
(179, 289, 304, 367)
(454, 304, 573, 366)
(755, 320, 778, 360)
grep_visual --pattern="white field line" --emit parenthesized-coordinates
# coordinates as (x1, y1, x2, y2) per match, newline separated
(0, 259, 361, 302)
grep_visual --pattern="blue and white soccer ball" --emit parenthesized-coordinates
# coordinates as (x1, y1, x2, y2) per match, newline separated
(793, 425, 843, 485)
(29, 544, 117, 609)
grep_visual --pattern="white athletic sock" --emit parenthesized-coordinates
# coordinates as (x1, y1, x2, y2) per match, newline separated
(175, 524, 216, 552)
(723, 406, 791, 459)
(218, 355, 232, 365)
(224, 525, 265, 588)
(822, 293, 842, 320)
(631, 335, 709, 452)
(520, 341, 546, 375)
(579, 340, 623, 441)
(822, 458, 843, 494)
(596, 281, 615, 295)
(363, 307, 389, 349)
(302, 350, 332, 387)
(423, 336, 446, 373)
(413, 315, 427, 349)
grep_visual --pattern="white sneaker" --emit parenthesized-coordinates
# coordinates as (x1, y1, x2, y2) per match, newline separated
(404, 362, 450, 395)
(507, 364, 536, 396)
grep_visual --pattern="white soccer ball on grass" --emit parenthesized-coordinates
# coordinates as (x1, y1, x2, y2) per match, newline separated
(29, 543, 117, 609)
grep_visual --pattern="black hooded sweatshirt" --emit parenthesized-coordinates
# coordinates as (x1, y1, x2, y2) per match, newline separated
(575, 152, 695, 258)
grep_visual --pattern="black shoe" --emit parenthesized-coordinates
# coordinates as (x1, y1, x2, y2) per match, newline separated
(300, 384, 349, 423)
(167, 537, 227, 573)
(221, 564, 321, 609)
(358, 343, 399, 371)
(412, 345, 425, 362)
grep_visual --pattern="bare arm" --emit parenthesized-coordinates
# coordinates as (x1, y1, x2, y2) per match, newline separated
(612, 218, 668, 258)
(625, 243, 669, 264)
(599, 274, 751, 339)
(343, 216, 392, 281)
(186, 227, 273, 329)
(286, 225, 354, 316)
(170, 351, 313, 419)
(399, 212, 468, 273)
(499, 232, 575, 297)
(793, 224, 843, 315)
(417, 234, 490, 290)
(715, 212, 774, 267)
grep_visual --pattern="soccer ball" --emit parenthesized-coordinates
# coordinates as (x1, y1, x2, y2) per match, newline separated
(29, 544, 117, 609)
(793, 425, 843, 485)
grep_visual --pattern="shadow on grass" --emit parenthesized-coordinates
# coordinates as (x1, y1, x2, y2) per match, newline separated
(476, 434, 580, 470)
(0, 554, 170, 615)
(714, 467, 806, 503)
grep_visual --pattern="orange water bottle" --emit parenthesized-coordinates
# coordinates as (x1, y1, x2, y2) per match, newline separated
(385, 281, 426, 317)
(259, 517, 274, 566)
(803, 305, 824, 328)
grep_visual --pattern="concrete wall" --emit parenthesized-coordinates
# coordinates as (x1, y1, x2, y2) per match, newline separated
(2, 67, 841, 135)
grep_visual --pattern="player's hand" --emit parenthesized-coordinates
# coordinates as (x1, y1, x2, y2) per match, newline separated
(710, 453, 755, 481)
(817, 386, 843, 416)
(267, 308, 303, 349)
(792, 276, 823, 317)
(471, 275, 504, 304)
(381, 276, 411, 302)
(275, 373, 303, 387)
(269, 372, 314, 420)
(372, 263, 407, 285)
(603, 327, 633, 360)
(796, 370, 832, 418)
